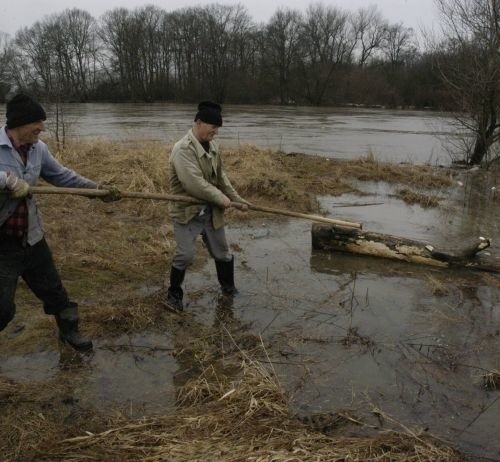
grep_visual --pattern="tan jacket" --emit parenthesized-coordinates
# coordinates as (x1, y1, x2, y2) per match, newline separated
(169, 129, 245, 229)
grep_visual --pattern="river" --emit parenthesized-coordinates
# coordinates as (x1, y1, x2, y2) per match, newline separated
(32, 102, 456, 165)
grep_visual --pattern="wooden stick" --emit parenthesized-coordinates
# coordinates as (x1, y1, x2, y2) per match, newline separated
(246, 203, 361, 228)
(28, 186, 205, 203)
(24, 186, 362, 229)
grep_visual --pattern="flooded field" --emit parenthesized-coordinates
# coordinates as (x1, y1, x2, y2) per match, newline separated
(0, 161, 498, 460)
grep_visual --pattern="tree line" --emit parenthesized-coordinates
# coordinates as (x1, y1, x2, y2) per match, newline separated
(0, 1, 498, 164)
(0, 4, 437, 107)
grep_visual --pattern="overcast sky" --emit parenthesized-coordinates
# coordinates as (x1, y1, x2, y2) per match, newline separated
(0, 0, 439, 37)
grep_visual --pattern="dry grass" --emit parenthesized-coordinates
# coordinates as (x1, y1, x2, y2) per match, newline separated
(480, 370, 500, 391)
(396, 188, 441, 208)
(276, 151, 452, 191)
(425, 274, 449, 296)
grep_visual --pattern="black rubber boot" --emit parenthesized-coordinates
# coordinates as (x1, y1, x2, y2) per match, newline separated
(55, 303, 93, 352)
(215, 256, 238, 295)
(165, 266, 185, 312)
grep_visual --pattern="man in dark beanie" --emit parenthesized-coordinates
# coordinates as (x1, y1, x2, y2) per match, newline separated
(0, 93, 121, 351)
(165, 101, 249, 311)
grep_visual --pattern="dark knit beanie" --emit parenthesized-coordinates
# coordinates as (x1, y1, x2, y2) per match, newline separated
(6, 94, 47, 129)
(194, 101, 223, 127)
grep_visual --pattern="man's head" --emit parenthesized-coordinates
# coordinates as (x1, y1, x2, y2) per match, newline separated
(6, 94, 47, 145)
(193, 101, 222, 143)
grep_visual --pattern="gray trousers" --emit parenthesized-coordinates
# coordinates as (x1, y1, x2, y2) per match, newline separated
(172, 209, 231, 270)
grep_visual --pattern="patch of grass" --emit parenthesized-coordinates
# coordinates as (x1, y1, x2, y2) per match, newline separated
(481, 370, 500, 390)
(425, 275, 449, 296)
(275, 151, 452, 191)
(396, 188, 441, 208)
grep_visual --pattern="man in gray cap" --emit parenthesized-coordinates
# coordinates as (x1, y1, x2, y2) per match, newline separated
(0, 93, 120, 351)
(166, 101, 249, 311)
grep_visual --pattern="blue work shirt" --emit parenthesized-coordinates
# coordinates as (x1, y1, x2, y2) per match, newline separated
(0, 126, 98, 245)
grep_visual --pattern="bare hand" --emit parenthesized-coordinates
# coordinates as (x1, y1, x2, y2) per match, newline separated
(222, 195, 231, 208)
(232, 202, 249, 212)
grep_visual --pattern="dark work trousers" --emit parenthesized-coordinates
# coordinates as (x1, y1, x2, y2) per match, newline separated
(0, 236, 70, 331)
(172, 208, 231, 271)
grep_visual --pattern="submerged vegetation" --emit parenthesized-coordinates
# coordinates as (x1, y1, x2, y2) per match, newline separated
(0, 140, 480, 461)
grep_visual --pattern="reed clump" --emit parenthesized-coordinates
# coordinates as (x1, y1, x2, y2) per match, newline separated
(396, 188, 441, 208)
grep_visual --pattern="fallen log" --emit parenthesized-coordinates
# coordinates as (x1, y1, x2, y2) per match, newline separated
(311, 223, 499, 273)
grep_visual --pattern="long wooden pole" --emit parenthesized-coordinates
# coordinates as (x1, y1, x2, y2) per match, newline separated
(25, 186, 362, 229)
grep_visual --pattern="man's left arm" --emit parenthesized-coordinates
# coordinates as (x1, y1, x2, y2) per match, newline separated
(40, 146, 121, 202)
(40, 146, 98, 189)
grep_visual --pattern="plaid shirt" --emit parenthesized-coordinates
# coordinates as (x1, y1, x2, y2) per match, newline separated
(1, 141, 31, 237)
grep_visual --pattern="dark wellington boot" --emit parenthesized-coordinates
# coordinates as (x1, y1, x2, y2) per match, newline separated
(55, 303, 93, 352)
(164, 266, 185, 312)
(215, 256, 238, 295)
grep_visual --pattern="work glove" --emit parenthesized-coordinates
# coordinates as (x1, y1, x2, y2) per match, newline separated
(97, 184, 122, 202)
(5, 172, 30, 198)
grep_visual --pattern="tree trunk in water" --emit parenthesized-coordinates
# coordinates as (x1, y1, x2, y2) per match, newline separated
(311, 224, 498, 273)
(469, 102, 497, 165)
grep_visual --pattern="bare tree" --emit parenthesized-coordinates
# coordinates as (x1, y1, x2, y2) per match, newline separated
(101, 7, 171, 101)
(433, 0, 499, 165)
(351, 5, 387, 66)
(297, 3, 356, 105)
(0, 32, 15, 100)
(265, 8, 302, 104)
(200, 4, 254, 102)
(167, 8, 204, 98)
(382, 23, 416, 67)
(14, 22, 54, 92)
(59, 9, 100, 100)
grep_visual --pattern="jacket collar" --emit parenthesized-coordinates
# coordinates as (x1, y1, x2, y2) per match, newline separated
(188, 128, 216, 158)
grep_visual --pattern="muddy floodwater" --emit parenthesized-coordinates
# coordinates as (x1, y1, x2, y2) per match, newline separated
(24, 102, 456, 165)
(1, 164, 498, 460)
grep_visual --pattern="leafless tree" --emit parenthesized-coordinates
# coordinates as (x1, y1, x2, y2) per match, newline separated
(167, 8, 204, 98)
(0, 32, 15, 100)
(199, 4, 254, 102)
(351, 5, 387, 67)
(101, 6, 171, 101)
(382, 23, 416, 67)
(265, 8, 302, 104)
(433, 0, 499, 165)
(14, 22, 54, 92)
(14, 9, 101, 101)
(297, 3, 356, 105)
